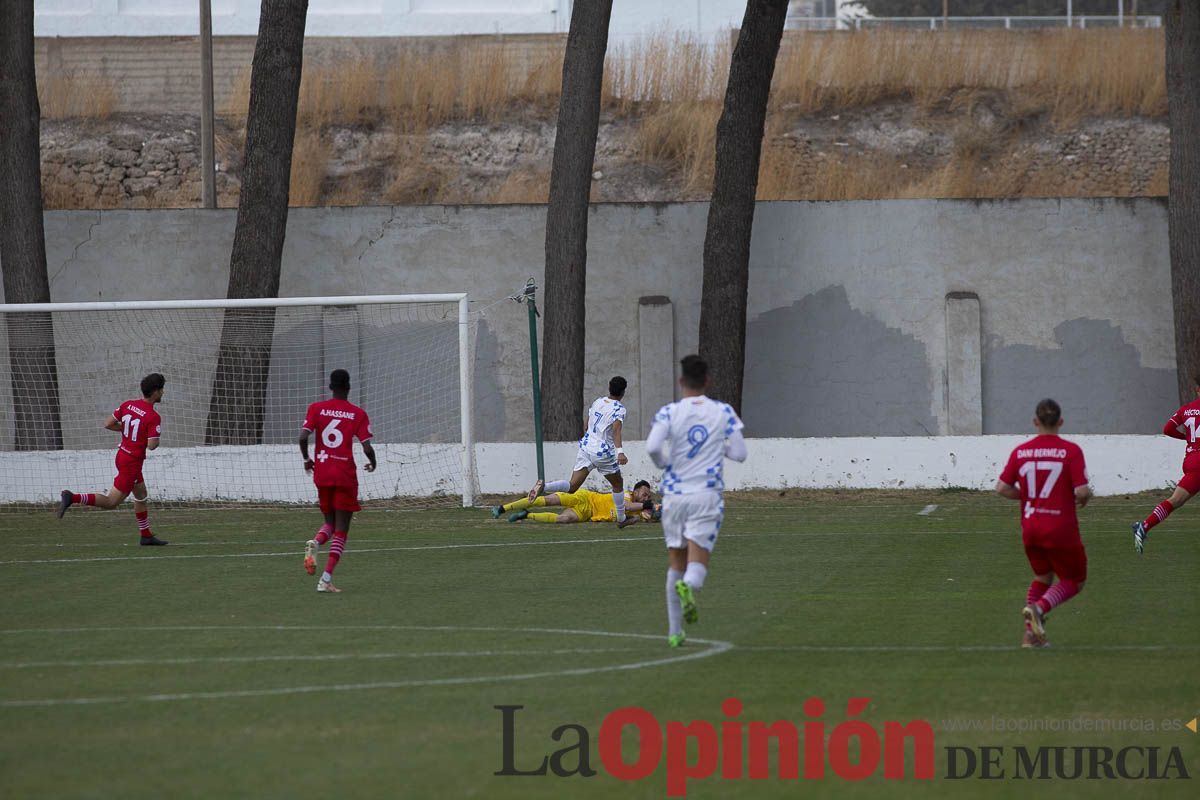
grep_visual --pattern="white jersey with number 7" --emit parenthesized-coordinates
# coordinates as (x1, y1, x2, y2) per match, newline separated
(647, 395, 745, 495)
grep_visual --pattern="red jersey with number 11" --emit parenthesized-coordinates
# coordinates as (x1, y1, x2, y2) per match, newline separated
(302, 398, 372, 487)
(998, 434, 1088, 542)
(113, 398, 162, 461)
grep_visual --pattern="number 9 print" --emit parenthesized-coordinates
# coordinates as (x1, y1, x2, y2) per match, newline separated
(686, 425, 709, 459)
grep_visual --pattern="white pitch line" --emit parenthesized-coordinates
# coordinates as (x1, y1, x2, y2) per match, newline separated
(917, 504, 938, 516)
(0, 625, 734, 708)
(0, 647, 641, 670)
(739, 644, 1200, 653)
(0, 535, 663, 565)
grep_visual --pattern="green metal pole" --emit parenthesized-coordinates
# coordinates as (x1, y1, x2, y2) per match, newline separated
(527, 291, 545, 483)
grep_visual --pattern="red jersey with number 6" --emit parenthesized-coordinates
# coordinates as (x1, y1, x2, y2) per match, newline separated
(1165, 399, 1200, 473)
(303, 399, 372, 488)
(113, 398, 162, 461)
(999, 434, 1088, 543)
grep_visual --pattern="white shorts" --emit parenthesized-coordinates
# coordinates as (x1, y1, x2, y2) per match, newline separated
(662, 492, 724, 552)
(573, 446, 620, 476)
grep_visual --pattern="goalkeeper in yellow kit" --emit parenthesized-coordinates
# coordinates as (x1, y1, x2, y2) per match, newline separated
(493, 480, 659, 524)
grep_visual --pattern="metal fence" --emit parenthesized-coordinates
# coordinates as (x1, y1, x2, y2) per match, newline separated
(786, 16, 1162, 31)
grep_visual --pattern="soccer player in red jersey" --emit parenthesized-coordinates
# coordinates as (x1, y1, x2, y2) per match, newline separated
(299, 369, 376, 593)
(57, 373, 169, 545)
(995, 398, 1092, 648)
(1132, 376, 1200, 554)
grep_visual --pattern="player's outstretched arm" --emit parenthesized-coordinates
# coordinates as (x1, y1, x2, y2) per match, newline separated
(1074, 484, 1092, 508)
(724, 430, 748, 463)
(298, 429, 314, 472)
(103, 415, 120, 433)
(362, 441, 377, 472)
(1164, 418, 1188, 440)
(646, 420, 670, 469)
(995, 480, 1020, 500)
(613, 419, 627, 465)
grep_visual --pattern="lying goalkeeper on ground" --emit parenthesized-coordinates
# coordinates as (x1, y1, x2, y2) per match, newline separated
(491, 481, 660, 525)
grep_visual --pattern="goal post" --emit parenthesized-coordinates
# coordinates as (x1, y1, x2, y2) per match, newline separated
(0, 294, 477, 509)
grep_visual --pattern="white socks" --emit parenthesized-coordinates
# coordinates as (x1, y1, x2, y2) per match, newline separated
(666, 568, 684, 636)
(613, 490, 626, 521)
(320, 571, 332, 583)
(545, 479, 570, 493)
(683, 562, 708, 590)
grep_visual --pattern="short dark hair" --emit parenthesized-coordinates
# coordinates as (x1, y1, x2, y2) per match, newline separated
(609, 376, 627, 398)
(330, 369, 351, 393)
(141, 373, 165, 397)
(680, 355, 707, 390)
(1036, 398, 1062, 428)
(633, 480, 651, 493)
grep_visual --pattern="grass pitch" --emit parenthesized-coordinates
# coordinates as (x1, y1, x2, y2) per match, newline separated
(1, 490, 1197, 799)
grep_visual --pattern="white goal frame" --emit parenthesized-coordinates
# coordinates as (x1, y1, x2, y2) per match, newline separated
(0, 293, 477, 508)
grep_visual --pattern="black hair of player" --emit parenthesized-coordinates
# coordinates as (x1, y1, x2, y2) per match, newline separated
(329, 369, 351, 398)
(609, 376, 627, 398)
(1035, 398, 1061, 428)
(141, 373, 166, 397)
(633, 480, 651, 492)
(680, 355, 707, 390)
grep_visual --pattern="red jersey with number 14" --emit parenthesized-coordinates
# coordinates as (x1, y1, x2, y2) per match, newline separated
(998, 434, 1088, 542)
(113, 398, 162, 461)
(303, 399, 372, 487)
(1165, 399, 1200, 473)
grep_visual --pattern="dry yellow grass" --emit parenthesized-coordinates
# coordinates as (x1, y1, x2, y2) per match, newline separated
(53, 30, 1169, 207)
(771, 28, 1165, 120)
(38, 71, 117, 120)
(288, 130, 325, 207)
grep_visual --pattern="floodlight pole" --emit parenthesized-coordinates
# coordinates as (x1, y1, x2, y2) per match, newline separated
(199, 0, 217, 209)
(518, 279, 546, 483)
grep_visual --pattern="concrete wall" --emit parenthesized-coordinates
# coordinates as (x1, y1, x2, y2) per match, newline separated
(34, 1, 747, 39)
(0, 199, 1178, 444)
(0, 435, 1183, 504)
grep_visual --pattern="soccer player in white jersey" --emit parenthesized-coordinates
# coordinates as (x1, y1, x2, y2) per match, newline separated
(646, 355, 747, 647)
(525, 376, 636, 528)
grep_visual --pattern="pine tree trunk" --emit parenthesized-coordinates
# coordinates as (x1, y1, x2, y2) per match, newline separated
(698, 0, 789, 413)
(1167, 0, 1200, 402)
(0, 1, 64, 451)
(541, 0, 613, 441)
(205, 0, 307, 445)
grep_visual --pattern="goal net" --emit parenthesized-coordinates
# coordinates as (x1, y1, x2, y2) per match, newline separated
(0, 294, 477, 510)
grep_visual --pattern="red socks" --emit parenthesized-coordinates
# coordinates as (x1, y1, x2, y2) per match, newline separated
(72, 493, 95, 506)
(1037, 580, 1081, 614)
(324, 531, 347, 575)
(136, 510, 152, 539)
(314, 523, 332, 546)
(1024, 580, 1050, 628)
(1142, 500, 1174, 532)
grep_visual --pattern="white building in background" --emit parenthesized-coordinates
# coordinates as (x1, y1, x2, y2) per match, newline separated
(34, 0, 759, 38)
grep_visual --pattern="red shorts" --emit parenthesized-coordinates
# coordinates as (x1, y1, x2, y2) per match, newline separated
(113, 451, 145, 494)
(1024, 539, 1088, 583)
(1177, 471, 1200, 496)
(317, 485, 361, 514)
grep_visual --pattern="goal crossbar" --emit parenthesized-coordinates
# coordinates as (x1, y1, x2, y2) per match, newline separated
(0, 294, 477, 508)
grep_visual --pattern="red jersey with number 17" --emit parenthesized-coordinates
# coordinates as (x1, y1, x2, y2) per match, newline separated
(113, 398, 162, 461)
(302, 399, 372, 488)
(998, 434, 1088, 543)
(1165, 399, 1200, 473)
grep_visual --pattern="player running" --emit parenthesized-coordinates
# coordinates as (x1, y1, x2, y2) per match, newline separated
(299, 369, 376, 593)
(995, 398, 1092, 648)
(496, 481, 658, 524)
(525, 376, 636, 528)
(57, 373, 169, 546)
(1132, 376, 1200, 554)
(646, 355, 747, 648)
